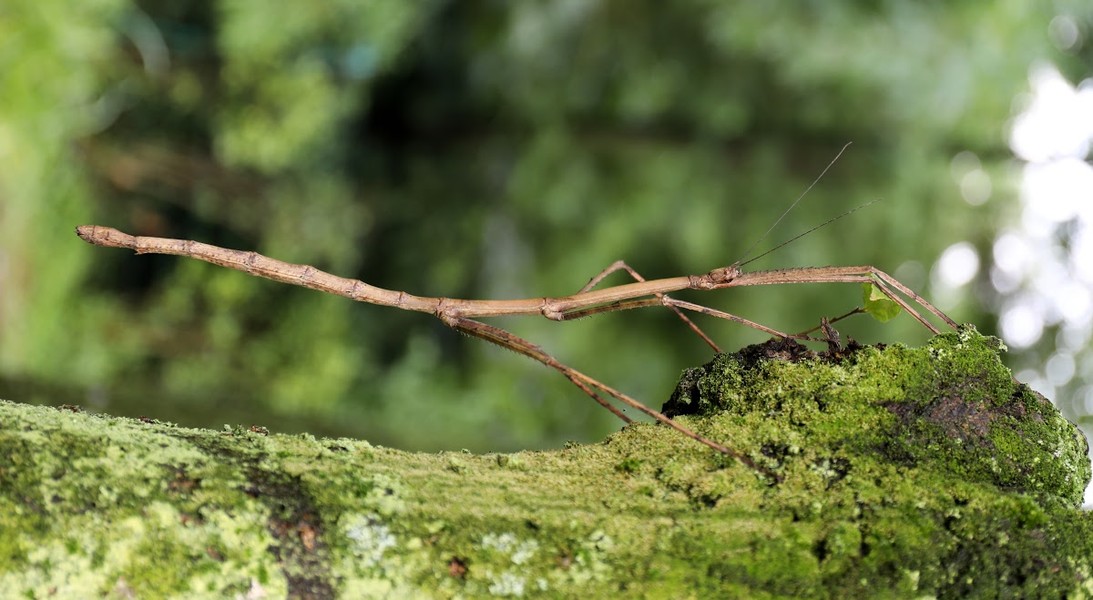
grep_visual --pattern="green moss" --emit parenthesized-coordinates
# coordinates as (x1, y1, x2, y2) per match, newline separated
(666, 326, 1091, 504)
(0, 328, 1090, 598)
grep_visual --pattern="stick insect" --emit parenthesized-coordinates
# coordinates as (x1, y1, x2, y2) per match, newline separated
(76, 154, 958, 482)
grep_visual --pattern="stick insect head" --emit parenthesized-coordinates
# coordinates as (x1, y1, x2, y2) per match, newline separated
(691, 264, 743, 289)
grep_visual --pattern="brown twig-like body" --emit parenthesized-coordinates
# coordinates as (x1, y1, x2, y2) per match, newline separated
(76, 224, 959, 482)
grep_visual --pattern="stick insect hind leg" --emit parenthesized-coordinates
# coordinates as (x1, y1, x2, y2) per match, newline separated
(437, 310, 782, 482)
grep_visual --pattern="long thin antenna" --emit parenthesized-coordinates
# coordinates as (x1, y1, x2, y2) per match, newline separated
(735, 142, 852, 264)
(739, 199, 882, 267)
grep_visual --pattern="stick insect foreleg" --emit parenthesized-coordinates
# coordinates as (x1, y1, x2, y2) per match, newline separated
(723, 266, 958, 335)
(870, 268, 959, 330)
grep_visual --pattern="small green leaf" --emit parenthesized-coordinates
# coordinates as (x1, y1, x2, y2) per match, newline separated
(862, 283, 902, 322)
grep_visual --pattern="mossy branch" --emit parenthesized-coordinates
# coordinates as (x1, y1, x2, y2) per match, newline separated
(1, 329, 1090, 598)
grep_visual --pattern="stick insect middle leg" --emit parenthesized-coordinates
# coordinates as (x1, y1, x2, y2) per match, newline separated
(576, 260, 722, 352)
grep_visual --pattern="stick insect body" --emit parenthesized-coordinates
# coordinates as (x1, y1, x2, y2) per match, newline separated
(76, 218, 957, 483)
(75, 137, 957, 485)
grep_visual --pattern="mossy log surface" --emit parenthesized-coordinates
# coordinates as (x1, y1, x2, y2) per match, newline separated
(1, 327, 1091, 598)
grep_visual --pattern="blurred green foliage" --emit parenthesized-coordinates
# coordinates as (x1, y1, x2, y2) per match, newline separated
(0, 1, 1076, 451)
